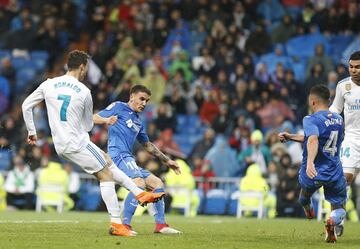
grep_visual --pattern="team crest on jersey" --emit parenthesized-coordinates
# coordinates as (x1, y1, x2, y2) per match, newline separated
(126, 119, 140, 132)
(346, 83, 351, 91)
(327, 113, 333, 117)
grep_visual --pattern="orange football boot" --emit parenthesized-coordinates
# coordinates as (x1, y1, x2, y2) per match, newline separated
(109, 223, 136, 237)
(136, 191, 165, 206)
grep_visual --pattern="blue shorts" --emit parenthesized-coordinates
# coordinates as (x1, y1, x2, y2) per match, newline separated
(112, 155, 151, 179)
(299, 174, 347, 206)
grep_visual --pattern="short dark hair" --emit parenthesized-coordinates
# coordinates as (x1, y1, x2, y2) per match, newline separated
(67, 50, 90, 71)
(130, 85, 152, 96)
(350, 51, 360, 61)
(310, 84, 330, 104)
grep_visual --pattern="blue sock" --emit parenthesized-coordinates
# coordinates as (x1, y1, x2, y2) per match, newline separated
(122, 191, 138, 225)
(153, 188, 166, 224)
(298, 195, 311, 208)
(330, 208, 346, 225)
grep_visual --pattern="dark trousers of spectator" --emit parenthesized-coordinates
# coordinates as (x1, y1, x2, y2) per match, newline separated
(69, 193, 79, 210)
(276, 200, 304, 218)
(6, 192, 34, 210)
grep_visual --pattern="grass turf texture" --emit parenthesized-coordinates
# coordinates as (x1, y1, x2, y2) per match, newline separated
(0, 212, 359, 249)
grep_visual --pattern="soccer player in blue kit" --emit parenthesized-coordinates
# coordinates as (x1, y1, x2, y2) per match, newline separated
(93, 85, 182, 234)
(278, 85, 347, 243)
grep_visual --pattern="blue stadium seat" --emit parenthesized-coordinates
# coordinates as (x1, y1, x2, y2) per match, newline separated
(31, 58, 47, 72)
(15, 67, 36, 93)
(291, 60, 307, 83)
(286, 34, 330, 59)
(0, 149, 12, 170)
(0, 50, 11, 61)
(77, 183, 101, 211)
(187, 114, 201, 128)
(195, 189, 205, 214)
(30, 50, 49, 61)
(329, 34, 354, 64)
(228, 190, 240, 216)
(178, 142, 194, 156)
(203, 189, 228, 215)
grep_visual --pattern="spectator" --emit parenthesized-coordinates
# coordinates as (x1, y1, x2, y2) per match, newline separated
(271, 14, 296, 44)
(205, 135, 239, 177)
(141, 66, 166, 105)
(239, 163, 276, 218)
(306, 44, 334, 79)
(37, 161, 74, 211)
(154, 102, 177, 132)
(199, 89, 220, 126)
(189, 128, 215, 163)
(154, 129, 184, 159)
(276, 164, 303, 217)
(211, 103, 231, 134)
(165, 159, 200, 217)
(5, 155, 35, 210)
(192, 158, 215, 192)
(245, 24, 271, 56)
(238, 129, 272, 176)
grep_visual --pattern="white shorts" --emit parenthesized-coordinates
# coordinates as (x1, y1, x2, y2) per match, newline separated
(60, 141, 108, 174)
(340, 137, 360, 175)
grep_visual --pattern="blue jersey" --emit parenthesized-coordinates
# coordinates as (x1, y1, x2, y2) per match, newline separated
(301, 110, 344, 182)
(98, 101, 149, 158)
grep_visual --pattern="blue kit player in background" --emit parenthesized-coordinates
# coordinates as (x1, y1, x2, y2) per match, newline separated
(93, 84, 182, 234)
(278, 85, 347, 243)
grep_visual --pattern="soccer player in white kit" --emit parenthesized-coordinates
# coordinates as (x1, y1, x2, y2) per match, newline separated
(329, 51, 360, 236)
(21, 50, 164, 237)
(330, 51, 360, 185)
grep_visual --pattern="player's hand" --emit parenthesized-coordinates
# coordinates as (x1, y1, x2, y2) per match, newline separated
(278, 132, 289, 143)
(166, 160, 182, 175)
(306, 162, 317, 179)
(107, 116, 118, 125)
(27, 135, 37, 145)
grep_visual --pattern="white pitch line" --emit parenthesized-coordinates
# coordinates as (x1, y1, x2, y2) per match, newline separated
(0, 220, 80, 224)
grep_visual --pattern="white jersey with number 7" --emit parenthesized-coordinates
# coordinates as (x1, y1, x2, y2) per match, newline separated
(22, 75, 93, 154)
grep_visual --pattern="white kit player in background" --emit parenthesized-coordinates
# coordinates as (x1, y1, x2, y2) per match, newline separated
(329, 50, 360, 236)
(330, 51, 360, 185)
(21, 50, 164, 237)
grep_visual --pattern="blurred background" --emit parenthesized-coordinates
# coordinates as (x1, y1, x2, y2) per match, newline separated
(0, 0, 359, 220)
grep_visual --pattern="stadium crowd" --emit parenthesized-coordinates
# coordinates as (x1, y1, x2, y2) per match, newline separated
(0, 0, 360, 218)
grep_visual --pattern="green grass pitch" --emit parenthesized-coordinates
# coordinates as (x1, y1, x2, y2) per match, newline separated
(0, 211, 359, 249)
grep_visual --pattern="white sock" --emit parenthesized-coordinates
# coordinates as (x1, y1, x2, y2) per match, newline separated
(147, 203, 157, 216)
(108, 163, 142, 196)
(99, 181, 122, 224)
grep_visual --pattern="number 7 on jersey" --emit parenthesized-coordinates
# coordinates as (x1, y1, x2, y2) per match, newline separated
(57, 94, 71, 121)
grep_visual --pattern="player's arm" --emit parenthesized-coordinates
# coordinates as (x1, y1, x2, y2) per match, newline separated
(93, 102, 118, 125)
(93, 113, 118, 125)
(143, 141, 182, 175)
(83, 92, 94, 132)
(329, 82, 344, 114)
(306, 135, 318, 179)
(21, 83, 45, 145)
(278, 132, 304, 143)
(303, 117, 319, 179)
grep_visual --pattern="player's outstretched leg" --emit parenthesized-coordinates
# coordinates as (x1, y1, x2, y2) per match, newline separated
(325, 208, 346, 243)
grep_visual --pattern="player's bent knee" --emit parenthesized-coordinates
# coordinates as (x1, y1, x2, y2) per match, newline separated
(94, 167, 113, 182)
(133, 177, 146, 189)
